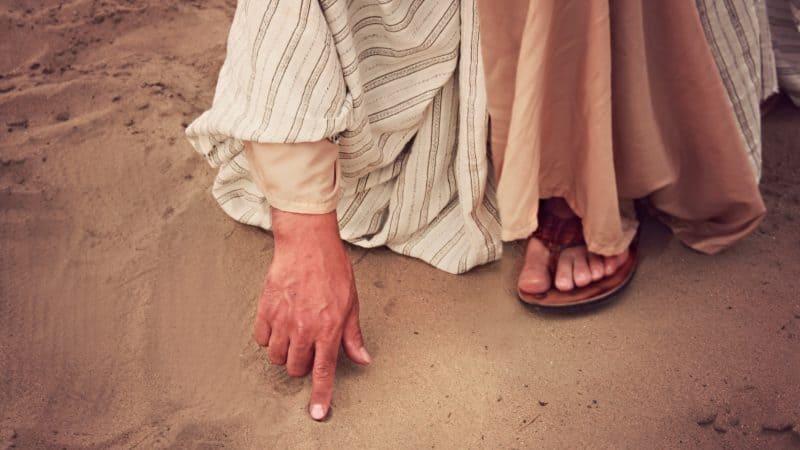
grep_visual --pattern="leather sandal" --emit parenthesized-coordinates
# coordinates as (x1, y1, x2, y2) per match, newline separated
(517, 211, 638, 308)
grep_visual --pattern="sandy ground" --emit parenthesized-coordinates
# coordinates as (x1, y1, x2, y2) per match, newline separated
(1, 1, 799, 448)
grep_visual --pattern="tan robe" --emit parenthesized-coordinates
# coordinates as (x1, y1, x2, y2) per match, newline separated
(479, 0, 767, 256)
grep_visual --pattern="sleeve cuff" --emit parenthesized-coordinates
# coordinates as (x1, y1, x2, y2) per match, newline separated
(244, 140, 340, 215)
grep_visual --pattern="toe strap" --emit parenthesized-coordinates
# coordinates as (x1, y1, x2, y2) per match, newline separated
(556, 216, 586, 249)
(533, 210, 587, 276)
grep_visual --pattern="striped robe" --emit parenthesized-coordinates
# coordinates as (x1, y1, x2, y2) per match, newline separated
(696, 0, 779, 180)
(767, 0, 800, 106)
(187, 0, 775, 274)
(186, 0, 501, 274)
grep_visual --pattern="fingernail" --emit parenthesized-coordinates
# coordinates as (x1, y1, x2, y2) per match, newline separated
(360, 347, 372, 364)
(310, 404, 326, 421)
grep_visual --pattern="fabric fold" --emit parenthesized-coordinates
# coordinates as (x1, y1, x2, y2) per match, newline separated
(479, 0, 768, 256)
(186, 0, 501, 274)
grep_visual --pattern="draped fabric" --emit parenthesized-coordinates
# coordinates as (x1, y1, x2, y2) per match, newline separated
(695, 0, 779, 180)
(188, 0, 776, 275)
(186, 0, 502, 274)
(480, 0, 768, 255)
(767, 0, 800, 106)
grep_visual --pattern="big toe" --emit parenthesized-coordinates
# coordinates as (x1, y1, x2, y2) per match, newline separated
(518, 268, 551, 294)
(519, 238, 552, 294)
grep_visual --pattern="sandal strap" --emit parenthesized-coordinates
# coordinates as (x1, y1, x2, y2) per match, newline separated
(531, 210, 587, 276)
(531, 209, 563, 275)
(556, 216, 585, 248)
(531, 211, 559, 246)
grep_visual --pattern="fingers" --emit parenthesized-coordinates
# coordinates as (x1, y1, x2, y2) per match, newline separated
(254, 316, 271, 347)
(267, 333, 290, 366)
(286, 338, 314, 377)
(342, 303, 370, 366)
(253, 292, 272, 346)
(309, 340, 339, 421)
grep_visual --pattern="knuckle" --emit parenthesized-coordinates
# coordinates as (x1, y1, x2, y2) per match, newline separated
(348, 325, 363, 339)
(344, 331, 363, 347)
(268, 353, 286, 365)
(286, 366, 306, 378)
(349, 333, 364, 347)
(319, 316, 340, 334)
(294, 320, 310, 337)
(313, 363, 334, 380)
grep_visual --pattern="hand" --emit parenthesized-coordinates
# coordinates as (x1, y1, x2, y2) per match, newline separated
(254, 208, 370, 421)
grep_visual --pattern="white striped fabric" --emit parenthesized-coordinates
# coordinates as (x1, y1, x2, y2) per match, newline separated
(696, 0, 779, 181)
(187, 0, 775, 274)
(791, 0, 800, 26)
(186, 0, 502, 274)
(767, 0, 800, 106)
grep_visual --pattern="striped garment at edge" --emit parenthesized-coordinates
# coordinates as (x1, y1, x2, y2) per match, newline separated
(187, 0, 773, 274)
(696, 0, 779, 181)
(767, 0, 800, 106)
(186, 0, 501, 274)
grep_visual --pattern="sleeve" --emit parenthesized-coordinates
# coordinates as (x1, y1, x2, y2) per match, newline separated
(185, 0, 352, 169)
(243, 140, 340, 214)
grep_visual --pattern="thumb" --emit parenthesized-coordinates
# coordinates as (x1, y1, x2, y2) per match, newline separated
(342, 302, 370, 365)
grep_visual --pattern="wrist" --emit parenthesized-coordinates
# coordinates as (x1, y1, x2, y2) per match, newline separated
(271, 208, 341, 245)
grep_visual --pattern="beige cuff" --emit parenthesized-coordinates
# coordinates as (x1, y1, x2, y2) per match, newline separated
(243, 140, 340, 214)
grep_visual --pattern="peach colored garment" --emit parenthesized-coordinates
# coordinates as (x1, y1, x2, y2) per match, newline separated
(479, 0, 766, 255)
(244, 140, 340, 214)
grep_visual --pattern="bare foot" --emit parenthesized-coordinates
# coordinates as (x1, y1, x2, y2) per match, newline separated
(517, 199, 630, 295)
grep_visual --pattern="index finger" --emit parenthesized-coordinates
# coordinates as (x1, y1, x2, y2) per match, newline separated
(308, 340, 339, 421)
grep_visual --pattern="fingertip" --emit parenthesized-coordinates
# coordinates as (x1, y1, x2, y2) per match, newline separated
(254, 323, 270, 347)
(310, 342, 338, 415)
(360, 347, 371, 365)
(254, 333, 268, 347)
(344, 342, 371, 365)
(310, 403, 327, 421)
(350, 347, 371, 366)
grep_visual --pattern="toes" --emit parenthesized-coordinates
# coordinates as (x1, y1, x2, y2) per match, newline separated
(571, 252, 592, 288)
(519, 238, 551, 294)
(555, 251, 575, 292)
(587, 254, 605, 281)
(618, 248, 630, 264)
(603, 256, 618, 276)
(518, 267, 551, 294)
(526, 240, 629, 293)
(604, 249, 630, 276)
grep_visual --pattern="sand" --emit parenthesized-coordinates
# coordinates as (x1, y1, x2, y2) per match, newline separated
(1, 1, 799, 448)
